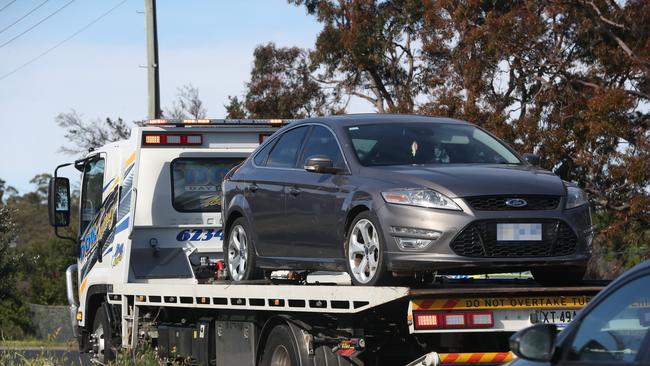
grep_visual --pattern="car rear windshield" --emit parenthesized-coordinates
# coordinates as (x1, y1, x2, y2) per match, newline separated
(171, 158, 242, 212)
(347, 123, 521, 166)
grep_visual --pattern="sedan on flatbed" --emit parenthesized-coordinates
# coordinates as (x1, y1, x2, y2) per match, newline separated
(221, 114, 592, 286)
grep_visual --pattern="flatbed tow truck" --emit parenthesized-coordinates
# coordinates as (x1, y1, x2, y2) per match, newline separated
(48, 118, 605, 365)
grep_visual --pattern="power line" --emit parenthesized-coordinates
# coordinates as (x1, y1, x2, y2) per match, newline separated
(0, 0, 129, 81)
(0, 0, 17, 14)
(0, 0, 74, 48)
(0, 0, 50, 35)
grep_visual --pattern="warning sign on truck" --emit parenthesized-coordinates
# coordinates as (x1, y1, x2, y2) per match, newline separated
(412, 295, 593, 311)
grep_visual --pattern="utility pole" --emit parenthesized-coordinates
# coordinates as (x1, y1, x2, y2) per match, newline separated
(145, 0, 161, 119)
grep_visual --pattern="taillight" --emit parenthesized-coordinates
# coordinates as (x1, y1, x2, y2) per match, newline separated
(413, 311, 494, 330)
(143, 134, 203, 146)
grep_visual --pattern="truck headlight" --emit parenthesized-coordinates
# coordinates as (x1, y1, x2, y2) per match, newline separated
(382, 189, 461, 211)
(565, 186, 587, 209)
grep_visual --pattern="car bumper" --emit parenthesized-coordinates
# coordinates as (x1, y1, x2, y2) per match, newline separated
(375, 198, 592, 273)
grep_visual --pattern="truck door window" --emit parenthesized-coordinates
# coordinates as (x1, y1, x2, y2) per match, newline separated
(566, 274, 650, 363)
(80, 158, 105, 234)
(171, 158, 242, 212)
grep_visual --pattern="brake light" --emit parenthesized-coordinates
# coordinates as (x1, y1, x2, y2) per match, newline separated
(143, 134, 203, 146)
(413, 311, 494, 330)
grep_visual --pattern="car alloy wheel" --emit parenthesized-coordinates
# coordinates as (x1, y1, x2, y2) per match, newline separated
(228, 224, 249, 281)
(348, 218, 381, 284)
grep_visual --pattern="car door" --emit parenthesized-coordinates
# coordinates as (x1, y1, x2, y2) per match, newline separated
(282, 125, 350, 261)
(247, 125, 310, 257)
(555, 271, 650, 366)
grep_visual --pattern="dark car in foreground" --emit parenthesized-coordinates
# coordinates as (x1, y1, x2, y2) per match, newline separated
(221, 114, 592, 285)
(509, 260, 650, 365)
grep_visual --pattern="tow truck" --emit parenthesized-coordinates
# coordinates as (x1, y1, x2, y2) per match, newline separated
(48, 118, 606, 365)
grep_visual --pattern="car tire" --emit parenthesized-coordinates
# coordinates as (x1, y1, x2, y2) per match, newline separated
(345, 211, 389, 286)
(532, 266, 586, 286)
(225, 217, 263, 281)
(91, 304, 117, 363)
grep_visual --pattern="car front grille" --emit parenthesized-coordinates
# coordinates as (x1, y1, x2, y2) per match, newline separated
(464, 195, 561, 211)
(450, 219, 578, 258)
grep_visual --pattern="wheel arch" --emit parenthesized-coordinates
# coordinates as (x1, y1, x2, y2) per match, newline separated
(257, 315, 312, 365)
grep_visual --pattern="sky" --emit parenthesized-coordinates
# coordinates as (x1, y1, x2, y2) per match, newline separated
(0, 0, 373, 193)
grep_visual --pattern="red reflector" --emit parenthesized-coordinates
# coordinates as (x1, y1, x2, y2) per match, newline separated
(414, 312, 441, 329)
(143, 134, 203, 146)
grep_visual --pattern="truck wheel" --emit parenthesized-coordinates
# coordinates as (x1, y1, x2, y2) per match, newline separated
(259, 325, 300, 366)
(91, 304, 117, 363)
(532, 266, 586, 286)
(345, 211, 388, 286)
(225, 217, 262, 281)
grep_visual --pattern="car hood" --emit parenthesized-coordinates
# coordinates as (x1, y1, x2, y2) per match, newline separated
(366, 164, 565, 198)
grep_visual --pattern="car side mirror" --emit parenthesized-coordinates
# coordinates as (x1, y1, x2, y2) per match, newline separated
(523, 153, 540, 166)
(510, 323, 557, 362)
(305, 155, 340, 174)
(48, 177, 71, 227)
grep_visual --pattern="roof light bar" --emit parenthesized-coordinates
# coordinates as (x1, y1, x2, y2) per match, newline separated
(143, 134, 203, 146)
(144, 118, 293, 126)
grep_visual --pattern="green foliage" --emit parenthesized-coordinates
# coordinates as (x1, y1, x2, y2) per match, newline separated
(0, 207, 30, 339)
(228, 43, 341, 118)
(55, 109, 131, 155)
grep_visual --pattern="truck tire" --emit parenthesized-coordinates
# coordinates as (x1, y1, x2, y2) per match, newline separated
(344, 211, 388, 286)
(91, 304, 117, 363)
(225, 217, 262, 281)
(259, 324, 300, 366)
(532, 266, 586, 286)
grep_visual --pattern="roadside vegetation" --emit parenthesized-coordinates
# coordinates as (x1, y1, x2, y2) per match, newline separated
(0, 0, 647, 356)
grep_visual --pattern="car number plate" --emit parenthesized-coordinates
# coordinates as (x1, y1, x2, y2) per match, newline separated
(496, 223, 542, 241)
(538, 309, 578, 328)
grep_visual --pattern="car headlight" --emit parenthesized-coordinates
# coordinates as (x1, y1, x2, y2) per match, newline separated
(381, 189, 462, 211)
(565, 186, 587, 209)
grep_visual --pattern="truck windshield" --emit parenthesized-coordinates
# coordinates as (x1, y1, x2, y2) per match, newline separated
(347, 123, 521, 166)
(171, 158, 242, 212)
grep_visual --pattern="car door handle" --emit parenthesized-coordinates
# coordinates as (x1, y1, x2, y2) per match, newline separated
(248, 183, 258, 193)
(289, 187, 300, 196)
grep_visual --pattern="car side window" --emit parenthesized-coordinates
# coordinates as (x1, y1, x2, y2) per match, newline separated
(253, 139, 276, 166)
(300, 126, 345, 169)
(565, 274, 650, 363)
(266, 126, 309, 168)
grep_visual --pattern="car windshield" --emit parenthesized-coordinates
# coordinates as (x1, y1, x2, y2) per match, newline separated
(347, 123, 521, 166)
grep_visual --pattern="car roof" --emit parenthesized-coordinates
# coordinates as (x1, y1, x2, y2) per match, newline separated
(296, 113, 473, 127)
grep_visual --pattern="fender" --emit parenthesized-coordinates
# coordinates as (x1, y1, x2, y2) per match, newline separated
(257, 315, 313, 366)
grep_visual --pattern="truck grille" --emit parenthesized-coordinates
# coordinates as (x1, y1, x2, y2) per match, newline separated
(450, 219, 578, 258)
(465, 195, 560, 211)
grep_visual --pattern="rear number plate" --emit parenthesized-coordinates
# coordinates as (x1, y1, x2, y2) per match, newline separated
(497, 223, 542, 241)
(538, 309, 578, 327)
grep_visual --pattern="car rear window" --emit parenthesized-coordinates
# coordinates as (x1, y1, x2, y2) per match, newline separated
(171, 158, 243, 212)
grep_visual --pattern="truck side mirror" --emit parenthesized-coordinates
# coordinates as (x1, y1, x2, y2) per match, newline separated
(48, 177, 71, 227)
(509, 323, 557, 362)
(523, 153, 540, 166)
(304, 155, 340, 174)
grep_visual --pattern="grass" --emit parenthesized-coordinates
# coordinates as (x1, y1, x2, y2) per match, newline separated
(0, 344, 180, 365)
(0, 339, 76, 350)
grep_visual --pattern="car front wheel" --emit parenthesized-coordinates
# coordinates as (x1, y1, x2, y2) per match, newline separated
(345, 211, 388, 286)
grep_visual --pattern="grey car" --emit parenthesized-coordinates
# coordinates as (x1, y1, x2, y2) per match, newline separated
(221, 114, 592, 286)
